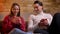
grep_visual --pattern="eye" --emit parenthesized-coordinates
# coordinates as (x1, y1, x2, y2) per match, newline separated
(35, 6, 38, 8)
(16, 8, 19, 10)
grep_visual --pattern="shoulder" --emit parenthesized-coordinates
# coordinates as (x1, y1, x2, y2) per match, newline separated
(30, 14, 35, 17)
(44, 13, 52, 17)
(4, 15, 10, 20)
(29, 14, 35, 18)
(28, 14, 36, 20)
(44, 13, 52, 16)
(3, 15, 10, 23)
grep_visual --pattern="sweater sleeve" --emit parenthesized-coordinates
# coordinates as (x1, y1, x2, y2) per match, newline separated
(2, 16, 13, 34)
(20, 17, 26, 31)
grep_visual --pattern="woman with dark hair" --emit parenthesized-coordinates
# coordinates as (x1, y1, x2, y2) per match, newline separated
(2, 3, 26, 34)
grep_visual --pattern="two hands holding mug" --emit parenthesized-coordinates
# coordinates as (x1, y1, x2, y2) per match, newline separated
(38, 19, 49, 29)
(11, 16, 22, 24)
(10, 16, 22, 28)
(38, 19, 48, 26)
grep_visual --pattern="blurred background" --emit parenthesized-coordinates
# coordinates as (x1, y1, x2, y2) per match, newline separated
(0, 0, 60, 21)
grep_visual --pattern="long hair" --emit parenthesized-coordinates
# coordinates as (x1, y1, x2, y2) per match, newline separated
(10, 3, 20, 17)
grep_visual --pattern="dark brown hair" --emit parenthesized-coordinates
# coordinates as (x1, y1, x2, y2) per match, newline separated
(10, 3, 20, 17)
(34, 1, 43, 6)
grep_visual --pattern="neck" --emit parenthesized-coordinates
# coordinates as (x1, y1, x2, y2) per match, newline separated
(39, 10, 43, 14)
(37, 10, 43, 14)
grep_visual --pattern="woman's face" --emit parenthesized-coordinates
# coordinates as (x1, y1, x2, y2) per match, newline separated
(33, 4, 43, 14)
(12, 5, 20, 16)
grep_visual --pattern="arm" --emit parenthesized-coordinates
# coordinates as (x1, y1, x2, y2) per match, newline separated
(20, 17, 26, 31)
(47, 14, 53, 26)
(28, 15, 39, 31)
(28, 15, 34, 31)
(2, 16, 13, 34)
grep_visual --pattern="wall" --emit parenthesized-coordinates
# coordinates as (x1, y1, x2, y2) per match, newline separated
(0, 0, 60, 21)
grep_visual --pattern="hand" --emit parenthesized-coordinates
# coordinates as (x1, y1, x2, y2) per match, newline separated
(16, 17, 22, 24)
(11, 16, 21, 24)
(38, 19, 48, 26)
(43, 19, 48, 25)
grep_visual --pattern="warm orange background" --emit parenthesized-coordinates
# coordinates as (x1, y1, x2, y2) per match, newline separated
(0, 0, 60, 21)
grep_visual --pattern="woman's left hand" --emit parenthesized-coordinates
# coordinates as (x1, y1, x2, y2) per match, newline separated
(40, 19, 48, 25)
(16, 17, 22, 24)
(42, 19, 48, 25)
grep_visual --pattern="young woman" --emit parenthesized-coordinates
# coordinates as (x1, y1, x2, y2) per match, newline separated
(2, 3, 26, 34)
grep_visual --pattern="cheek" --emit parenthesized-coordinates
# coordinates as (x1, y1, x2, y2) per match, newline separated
(38, 7, 41, 10)
(38, 7, 42, 10)
(16, 10, 19, 13)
